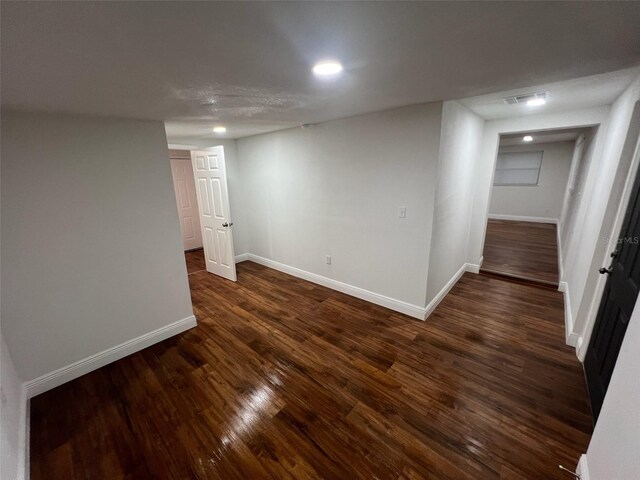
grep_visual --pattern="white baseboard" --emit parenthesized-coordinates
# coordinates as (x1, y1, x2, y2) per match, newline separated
(488, 214, 558, 224)
(24, 315, 197, 398)
(246, 254, 426, 319)
(577, 454, 590, 480)
(556, 221, 564, 280)
(464, 256, 483, 274)
(235, 253, 249, 263)
(568, 333, 580, 349)
(424, 263, 470, 320)
(466, 262, 481, 274)
(559, 281, 580, 348)
(577, 335, 588, 362)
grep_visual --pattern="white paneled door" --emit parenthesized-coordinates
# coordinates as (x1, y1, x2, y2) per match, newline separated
(191, 148, 237, 281)
(170, 158, 203, 251)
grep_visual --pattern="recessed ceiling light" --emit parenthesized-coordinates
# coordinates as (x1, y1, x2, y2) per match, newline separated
(312, 61, 343, 76)
(213, 126, 227, 133)
(527, 97, 546, 107)
(523, 135, 533, 142)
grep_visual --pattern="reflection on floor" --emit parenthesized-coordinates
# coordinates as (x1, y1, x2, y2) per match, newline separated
(30, 259, 591, 479)
(185, 248, 205, 274)
(482, 219, 559, 286)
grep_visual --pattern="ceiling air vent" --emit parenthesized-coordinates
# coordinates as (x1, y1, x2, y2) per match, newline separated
(504, 92, 546, 105)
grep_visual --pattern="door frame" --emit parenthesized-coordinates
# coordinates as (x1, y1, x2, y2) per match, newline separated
(169, 153, 203, 251)
(578, 109, 640, 361)
(474, 112, 605, 274)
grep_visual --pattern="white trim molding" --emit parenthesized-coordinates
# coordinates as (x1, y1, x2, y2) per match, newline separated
(24, 315, 197, 398)
(246, 254, 426, 319)
(24, 398, 30, 480)
(466, 262, 481, 274)
(577, 454, 590, 480)
(559, 281, 580, 348)
(168, 143, 198, 150)
(4, 382, 30, 480)
(488, 213, 558, 224)
(556, 220, 564, 280)
(16, 386, 28, 480)
(424, 263, 473, 320)
(235, 253, 249, 263)
(576, 335, 586, 361)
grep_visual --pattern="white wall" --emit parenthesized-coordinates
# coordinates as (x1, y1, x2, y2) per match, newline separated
(1, 333, 26, 480)
(166, 138, 248, 257)
(220, 140, 249, 257)
(583, 295, 640, 479)
(560, 128, 598, 253)
(569, 75, 640, 355)
(489, 141, 574, 220)
(236, 103, 443, 311)
(426, 101, 484, 304)
(1, 112, 195, 381)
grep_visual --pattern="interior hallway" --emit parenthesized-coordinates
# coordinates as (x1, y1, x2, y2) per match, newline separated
(482, 219, 560, 286)
(30, 253, 591, 479)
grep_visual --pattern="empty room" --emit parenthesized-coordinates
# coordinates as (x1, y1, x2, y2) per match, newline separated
(2, 2, 640, 479)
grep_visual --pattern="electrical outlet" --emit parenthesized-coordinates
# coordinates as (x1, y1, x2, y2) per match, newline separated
(399, 206, 407, 219)
(326, 255, 332, 265)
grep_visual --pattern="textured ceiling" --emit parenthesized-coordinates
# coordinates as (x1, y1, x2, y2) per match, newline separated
(2, 1, 640, 140)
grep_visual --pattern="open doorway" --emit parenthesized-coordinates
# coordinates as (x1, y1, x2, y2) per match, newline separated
(168, 146, 237, 281)
(481, 127, 594, 286)
(169, 148, 207, 276)
(169, 148, 203, 252)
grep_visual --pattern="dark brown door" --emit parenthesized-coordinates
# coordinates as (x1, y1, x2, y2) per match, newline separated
(584, 164, 640, 421)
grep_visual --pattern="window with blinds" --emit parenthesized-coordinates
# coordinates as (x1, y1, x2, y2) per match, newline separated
(493, 150, 543, 186)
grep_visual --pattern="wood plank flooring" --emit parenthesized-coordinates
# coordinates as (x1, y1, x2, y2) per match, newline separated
(30, 255, 591, 479)
(482, 219, 560, 286)
(185, 247, 205, 274)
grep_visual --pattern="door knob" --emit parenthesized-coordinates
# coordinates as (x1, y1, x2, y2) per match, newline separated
(599, 266, 613, 275)
(222, 222, 234, 227)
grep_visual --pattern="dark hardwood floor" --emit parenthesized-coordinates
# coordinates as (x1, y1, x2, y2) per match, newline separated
(185, 247, 205, 274)
(30, 254, 591, 479)
(482, 219, 560, 286)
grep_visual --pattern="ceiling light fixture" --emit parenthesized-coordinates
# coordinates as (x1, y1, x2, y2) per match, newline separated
(213, 126, 227, 133)
(523, 135, 533, 142)
(526, 94, 547, 107)
(312, 61, 343, 76)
